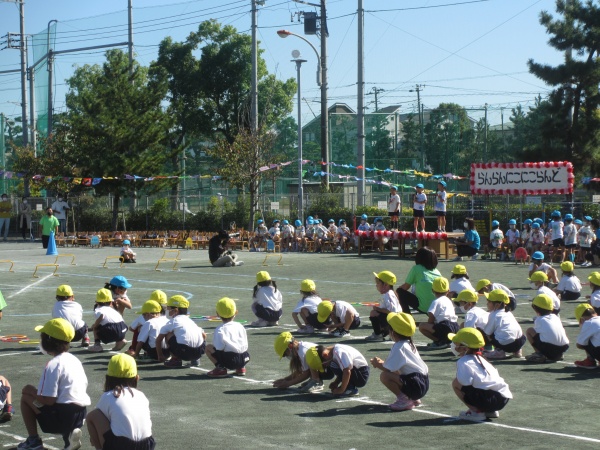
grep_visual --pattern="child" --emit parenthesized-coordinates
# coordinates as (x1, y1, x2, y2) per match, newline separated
(388, 185, 401, 231)
(434, 181, 447, 232)
(292, 279, 324, 334)
(149, 289, 167, 314)
(483, 289, 526, 360)
(306, 343, 370, 396)
(293, 219, 306, 252)
(120, 239, 136, 263)
(0, 374, 13, 423)
(413, 183, 427, 232)
(577, 217, 594, 266)
(0, 289, 5, 322)
(449, 327, 512, 421)
(588, 272, 600, 314)
(448, 265, 474, 298)
(335, 219, 351, 253)
(206, 297, 250, 377)
(327, 218, 338, 235)
(280, 219, 294, 252)
(19, 318, 90, 450)
(529, 222, 544, 253)
(52, 284, 89, 347)
(251, 271, 283, 327)
(418, 277, 459, 349)
(314, 219, 329, 253)
(250, 219, 268, 251)
(155, 295, 206, 368)
(503, 219, 520, 259)
(486, 220, 504, 258)
(355, 214, 370, 249)
(133, 300, 170, 361)
(371, 217, 388, 252)
(525, 294, 569, 363)
(563, 214, 577, 262)
(126, 306, 146, 357)
(554, 261, 582, 301)
(455, 289, 489, 330)
(529, 272, 561, 314)
(370, 312, 429, 411)
(574, 303, 600, 369)
(529, 251, 559, 284)
(89, 288, 129, 353)
(86, 354, 155, 449)
(475, 279, 517, 311)
(317, 300, 360, 337)
(550, 210, 565, 263)
(521, 219, 532, 253)
(268, 219, 281, 243)
(366, 271, 401, 341)
(273, 332, 321, 392)
(104, 275, 133, 316)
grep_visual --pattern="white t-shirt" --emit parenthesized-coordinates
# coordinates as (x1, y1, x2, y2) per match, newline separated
(213, 321, 248, 353)
(529, 262, 553, 275)
(293, 295, 322, 314)
(557, 275, 582, 293)
(449, 278, 474, 295)
(578, 225, 594, 247)
(551, 220, 564, 239)
(490, 229, 504, 247)
(159, 315, 204, 347)
(298, 341, 317, 372)
(413, 192, 427, 210)
(37, 352, 91, 406)
(52, 301, 85, 331)
(96, 388, 152, 441)
(537, 286, 560, 312)
(434, 190, 446, 212)
(564, 223, 577, 245)
(294, 226, 306, 238)
(456, 354, 512, 398)
(534, 314, 569, 346)
(380, 291, 400, 313)
(51, 200, 70, 220)
(506, 229, 520, 244)
(337, 226, 351, 238)
(383, 340, 428, 376)
(464, 306, 489, 330)
(333, 301, 359, 321)
(95, 305, 126, 326)
(130, 314, 146, 331)
(484, 310, 523, 345)
(577, 316, 600, 347)
(268, 226, 280, 238)
(388, 194, 401, 213)
(332, 344, 368, 370)
(254, 286, 283, 311)
(281, 225, 294, 238)
(428, 296, 458, 323)
(590, 290, 600, 309)
(138, 316, 169, 349)
(371, 223, 386, 232)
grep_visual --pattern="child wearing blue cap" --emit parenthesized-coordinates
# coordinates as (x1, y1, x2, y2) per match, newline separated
(529, 251, 559, 285)
(503, 219, 520, 260)
(120, 239, 136, 263)
(370, 217, 388, 253)
(434, 181, 447, 232)
(280, 219, 294, 252)
(250, 219, 268, 251)
(104, 275, 133, 316)
(413, 184, 427, 232)
(485, 220, 504, 259)
(577, 216, 594, 266)
(550, 210, 565, 263)
(388, 186, 401, 231)
(564, 214, 577, 262)
(293, 219, 306, 252)
(335, 219, 351, 253)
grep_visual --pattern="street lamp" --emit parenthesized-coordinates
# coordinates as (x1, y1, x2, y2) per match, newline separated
(291, 50, 307, 223)
(277, 30, 321, 86)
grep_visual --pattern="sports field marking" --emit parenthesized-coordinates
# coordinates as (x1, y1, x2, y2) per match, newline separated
(0, 351, 38, 358)
(0, 429, 61, 450)
(7, 273, 54, 299)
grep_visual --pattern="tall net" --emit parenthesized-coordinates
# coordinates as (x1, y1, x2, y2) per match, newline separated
(31, 22, 56, 141)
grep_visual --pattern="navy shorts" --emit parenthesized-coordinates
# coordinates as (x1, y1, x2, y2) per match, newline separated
(461, 385, 509, 413)
(331, 364, 370, 389)
(582, 343, 600, 361)
(553, 238, 565, 247)
(73, 324, 88, 342)
(343, 315, 361, 330)
(213, 350, 250, 370)
(490, 334, 526, 353)
(560, 290, 580, 301)
(37, 403, 86, 436)
(103, 430, 156, 450)
(389, 211, 399, 217)
(168, 336, 205, 361)
(413, 209, 425, 218)
(97, 322, 127, 344)
(565, 243, 576, 249)
(435, 211, 446, 217)
(432, 320, 459, 343)
(253, 304, 283, 323)
(0, 385, 9, 406)
(400, 372, 429, 400)
(141, 343, 169, 360)
(532, 334, 569, 360)
(306, 312, 328, 329)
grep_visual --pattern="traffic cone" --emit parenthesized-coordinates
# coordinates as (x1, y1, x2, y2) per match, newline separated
(46, 231, 58, 256)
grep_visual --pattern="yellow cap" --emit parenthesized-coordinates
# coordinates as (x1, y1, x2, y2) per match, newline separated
(256, 271, 271, 283)
(588, 272, 600, 286)
(455, 289, 479, 303)
(96, 288, 113, 303)
(141, 300, 162, 314)
(487, 289, 509, 304)
(475, 279, 491, 292)
(149, 290, 167, 305)
(387, 312, 416, 337)
(432, 277, 449, 293)
(532, 294, 553, 311)
(167, 295, 190, 308)
(274, 332, 293, 359)
(575, 303, 595, 321)
(373, 271, 396, 286)
(107, 353, 137, 378)
(35, 318, 75, 342)
(216, 297, 236, 318)
(306, 347, 324, 372)
(560, 261, 574, 272)
(448, 327, 485, 349)
(56, 285, 74, 297)
(300, 279, 316, 292)
(529, 271, 548, 282)
(317, 301, 334, 323)
(452, 264, 467, 275)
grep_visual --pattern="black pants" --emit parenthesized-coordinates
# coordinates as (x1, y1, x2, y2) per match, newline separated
(457, 245, 478, 257)
(396, 288, 427, 314)
(42, 234, 50, 249)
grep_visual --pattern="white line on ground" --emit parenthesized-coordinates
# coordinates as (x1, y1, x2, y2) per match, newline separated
(7, 273, 54, 299)
(0, 430, 60, 450)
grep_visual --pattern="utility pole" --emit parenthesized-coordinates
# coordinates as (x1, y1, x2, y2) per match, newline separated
(250, 0, 260, 133)
(319, 0, 328, 189)
(18, 0, 27, 146)
(411, 85, 425, 170)
(128, 0, 133, 75)
(484, 102, 488, 161)
(356, 0, 365, 206)
(369, 87, 384, 112)
(28, 66, 35, 152)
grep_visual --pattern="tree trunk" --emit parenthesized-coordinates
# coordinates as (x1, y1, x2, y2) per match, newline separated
(248, 178, 258, 231)
(112, 192, 120, 231)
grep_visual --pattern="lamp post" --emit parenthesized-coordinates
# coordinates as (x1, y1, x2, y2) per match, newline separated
(292, 51, 307, 222)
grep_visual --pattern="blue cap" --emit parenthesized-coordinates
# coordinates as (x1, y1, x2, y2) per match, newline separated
(273, 219, 280, 224)
(532, 251, 544, 260)
(282, 219, 289, 225)
(123, 239, 130, 245)
(524, 219, 532, 225)
(391, 185, 398, 190)
(416, 183, 424, 189)
(109, 275, 131, 289)
(585, 216, 593, 221)
(361, 214, 368, 220)
(508, 219, 516, 225)
(375, 217, 383, 222)
(564, 214, 573, 221)
(328, 219, 335, 223)
(551, 210, 561, 218)
(492, 220, 499, 227)
(438, 180, 447, 187)
(307, 216, 313, 221)
(534, 218, 543, 225)
(532, 222, 540, 229)
(308, 219, 314, 225)
(295, 219, 302, 227)
(339, 219, 346, 225)
(574, 219, 583, 225)
(257, 219, 263, 224)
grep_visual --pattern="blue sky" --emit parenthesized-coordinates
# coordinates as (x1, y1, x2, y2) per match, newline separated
(0, 0, 562, 127)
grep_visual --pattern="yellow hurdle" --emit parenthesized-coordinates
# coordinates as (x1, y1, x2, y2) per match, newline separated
(103, 256, 124, 268)
(33, 263, 59, 278)
(262, 253, 283, 266)
(54, 254, 76, 266)
(155, 250, 181, 271)
(0, 260, 15, 273)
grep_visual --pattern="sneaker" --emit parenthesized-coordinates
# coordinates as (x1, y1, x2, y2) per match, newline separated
(575, 357, 598, 369)
(485, 410, 500, 419)
(483, 349, 508, 360)
(235, 368, 246, 376)
(190, 359, 200, 367)
(452, 256, 463, 262)
(111, 339, 128, 351)
(330, 329, 350, 338)
(299, 380, 311, 389)
(64, 427, 82, 450)
(17, 436, 44, 450)
(426, 341, 450, 349)
(471, 254, 478, 261)
(267, 321, 279, 326)
(413, 399, 422, 406)
(80, 336, 90, 348)
(525, 352, 547, 363)
(164, 358, 183, 368)
(389, 393, 415, 411)
(300, 379, 323, 393)
(365, 332, 384, 341)
(207, 367, 229, 378)
(235, 261, 245, 266)
(88, 344, 103, 353)
(0, 404, 13, 423)
(297, 325, 314, 334)
(458, 409, 487, 422)
(250, 319, 269, 327)
(512, 349, 523, 359)
(335, 388, 359, 397)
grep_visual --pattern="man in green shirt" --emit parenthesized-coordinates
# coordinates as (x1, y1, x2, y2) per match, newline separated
(39, 207, 59, 249)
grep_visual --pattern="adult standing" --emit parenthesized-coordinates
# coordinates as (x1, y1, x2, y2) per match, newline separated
(209, 230, 244, 267)
(51, 195, 70, 234)
(388, 185, 401, 231)
(396, 247, 442, 314)
(0, 193, 10, 242)
(453, 218, 480, 261)
(19, 197, 32, 241)
(39, 207, 59, 249)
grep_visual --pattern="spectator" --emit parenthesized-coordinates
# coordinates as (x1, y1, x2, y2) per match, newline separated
(396, 247, 442, 315)
(39, 207, 59, 249)
(19, 196, 32, 241)
(0, 193, 10, 242)
(51, 195, 71, 233)
(453, 218, 480, 261)
(209, 230, 244, 267)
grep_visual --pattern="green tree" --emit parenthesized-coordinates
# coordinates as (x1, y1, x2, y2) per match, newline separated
(62, 49, 172, 230)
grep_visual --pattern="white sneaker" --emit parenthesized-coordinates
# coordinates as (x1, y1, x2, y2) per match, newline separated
(88, 344, 103, 353)
(389, 393, 415, 411)
(452, 256, 463, 262)
(459, 409, 487, 421)
(471, 254, 478, 261)
(235, 261, 245, 266)
(64, 427, 82, 450)
(365, 333, 383, 341)
(483, 349, 508, 360)
(250, 319, 268, 327)
(300, 379, 324, 393)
